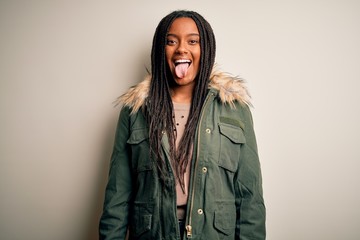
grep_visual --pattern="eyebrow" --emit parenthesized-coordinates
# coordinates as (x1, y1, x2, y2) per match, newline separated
(167, 33, 200, 37)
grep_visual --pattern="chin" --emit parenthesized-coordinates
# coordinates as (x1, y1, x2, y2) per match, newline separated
(175, 77, 195, 86)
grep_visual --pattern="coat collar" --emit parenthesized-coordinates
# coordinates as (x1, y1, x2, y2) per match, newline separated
(115, 66, 251, 114)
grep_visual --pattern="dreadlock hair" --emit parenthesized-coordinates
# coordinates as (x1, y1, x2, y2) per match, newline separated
(146, 10, 216, 190)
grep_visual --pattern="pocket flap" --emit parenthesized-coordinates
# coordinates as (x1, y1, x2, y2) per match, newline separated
(127, 128, 148, 144)
(219, 123, 246, 144)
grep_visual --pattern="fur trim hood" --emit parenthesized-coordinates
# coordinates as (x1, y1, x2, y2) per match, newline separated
(115, 66, 251, 114)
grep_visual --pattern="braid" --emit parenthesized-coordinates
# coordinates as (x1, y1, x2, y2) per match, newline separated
(147, 10, 216, 187)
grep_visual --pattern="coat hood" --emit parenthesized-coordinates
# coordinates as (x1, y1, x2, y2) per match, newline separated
(115, 66, 251, 114)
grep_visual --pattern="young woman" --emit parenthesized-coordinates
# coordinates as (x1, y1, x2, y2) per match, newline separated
(99, 10, 265, 240)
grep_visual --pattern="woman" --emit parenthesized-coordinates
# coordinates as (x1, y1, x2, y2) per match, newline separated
(99, 10, 265, 240)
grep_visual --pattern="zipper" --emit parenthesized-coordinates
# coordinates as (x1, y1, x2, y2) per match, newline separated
(185, 92, 214, 238)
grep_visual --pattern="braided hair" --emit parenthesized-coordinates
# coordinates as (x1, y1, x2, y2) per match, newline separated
(146, 10, 216, 189)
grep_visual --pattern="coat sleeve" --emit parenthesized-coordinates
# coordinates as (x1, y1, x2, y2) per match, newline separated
(99, 107, 132, 240)
(235, 105, 266, 240)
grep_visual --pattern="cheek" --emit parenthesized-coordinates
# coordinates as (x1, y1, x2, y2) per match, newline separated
(165, 48, 173, 64)
(194, 47, 201, 62)
(194, 52, 201, 66)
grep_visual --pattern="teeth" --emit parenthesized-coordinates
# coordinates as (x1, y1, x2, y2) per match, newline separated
(175, 59, 191, 64)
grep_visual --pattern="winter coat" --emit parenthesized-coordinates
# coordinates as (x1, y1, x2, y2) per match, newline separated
(99, 68, 266, 239)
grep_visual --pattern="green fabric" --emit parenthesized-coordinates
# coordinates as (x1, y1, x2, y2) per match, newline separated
(99, 89, 266, 240)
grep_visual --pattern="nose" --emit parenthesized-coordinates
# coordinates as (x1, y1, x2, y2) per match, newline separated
(175, 40, 188, 54)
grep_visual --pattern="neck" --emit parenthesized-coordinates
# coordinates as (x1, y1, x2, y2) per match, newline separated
(170, 85, 193, 103)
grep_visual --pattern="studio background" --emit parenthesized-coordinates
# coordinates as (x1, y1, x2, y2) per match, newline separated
(1, 1, 359, 239)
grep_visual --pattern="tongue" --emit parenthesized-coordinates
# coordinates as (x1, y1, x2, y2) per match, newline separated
(175, 63, 189, 78)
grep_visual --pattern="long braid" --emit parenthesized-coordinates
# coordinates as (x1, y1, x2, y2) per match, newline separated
(147, 10, 216, 187)
(175, 13, 216, 190)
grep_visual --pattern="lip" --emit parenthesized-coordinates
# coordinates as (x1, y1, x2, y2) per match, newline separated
(173, 59, 192, 67)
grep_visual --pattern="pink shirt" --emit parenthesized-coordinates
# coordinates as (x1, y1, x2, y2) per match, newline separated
(172, 102, 192, 219)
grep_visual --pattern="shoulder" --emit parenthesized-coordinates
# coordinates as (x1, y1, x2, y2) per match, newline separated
(209, 66, 252, 107)
(113, 66, 252, 111)
(118, 106, 147, 129)
(114, 75, 151, 114)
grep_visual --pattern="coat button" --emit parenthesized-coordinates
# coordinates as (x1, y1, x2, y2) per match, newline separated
(205, 128, 211, 133)
(197, 209, 203, 215)
(202, 167, 207, 173)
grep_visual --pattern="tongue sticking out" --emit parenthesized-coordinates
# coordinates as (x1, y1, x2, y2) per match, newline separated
(175, 63, 190, 79)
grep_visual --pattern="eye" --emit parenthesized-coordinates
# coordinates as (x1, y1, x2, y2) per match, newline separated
(166, 39, 177, 46)
(189, 39, 199, 45)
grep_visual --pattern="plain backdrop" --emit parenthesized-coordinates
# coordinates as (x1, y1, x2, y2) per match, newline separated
(1, 0, 359, 239)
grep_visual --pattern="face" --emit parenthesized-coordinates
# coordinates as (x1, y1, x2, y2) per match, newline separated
(165, 17, 201, 89)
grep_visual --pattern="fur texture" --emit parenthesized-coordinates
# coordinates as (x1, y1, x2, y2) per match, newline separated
(114, 66, 251, 114)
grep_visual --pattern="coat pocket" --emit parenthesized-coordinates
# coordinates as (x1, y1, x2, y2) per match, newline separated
(127, 127, 152, 172)
(213, 201, 236, 236)
(127, 127, 157, 202)
(130, 202, 154, 238)
(218, 123, 246, 172)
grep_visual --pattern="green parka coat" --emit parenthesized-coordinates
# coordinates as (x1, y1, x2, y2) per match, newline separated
(99, 69, 266, 240)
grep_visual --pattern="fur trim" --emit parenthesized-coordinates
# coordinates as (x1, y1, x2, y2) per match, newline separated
(208, 67, 251, 108)
(114, 74, 151, 114)
(114, 66, 251, 113)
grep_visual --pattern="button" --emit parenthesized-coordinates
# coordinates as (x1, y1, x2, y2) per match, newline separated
(205, 128, 211, 133)
(197, 209, 203, 215)
(202, 167, 207, 173)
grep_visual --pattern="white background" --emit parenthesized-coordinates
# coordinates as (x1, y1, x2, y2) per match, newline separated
(1, 1, 359, 239)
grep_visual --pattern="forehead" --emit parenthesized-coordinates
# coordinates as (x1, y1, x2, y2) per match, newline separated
(168, 17, 199, 34)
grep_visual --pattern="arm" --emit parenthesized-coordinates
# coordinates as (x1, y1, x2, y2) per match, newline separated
(99, 107, 132, 240)
(235, 105, 266, 240)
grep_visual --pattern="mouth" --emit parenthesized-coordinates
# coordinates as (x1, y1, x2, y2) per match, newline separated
(174, 59, 192, 67)
(173, 59, 192, 79)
